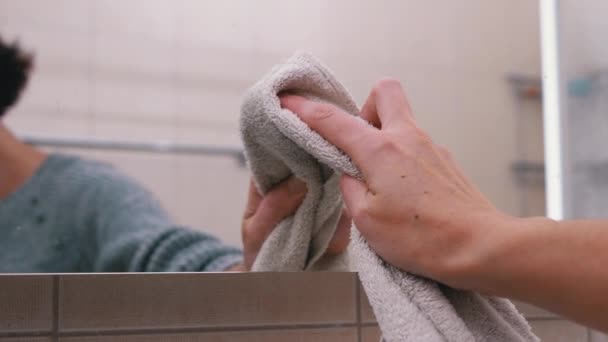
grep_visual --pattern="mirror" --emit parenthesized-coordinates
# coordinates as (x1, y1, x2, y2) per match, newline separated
(0, 1, 543, 273)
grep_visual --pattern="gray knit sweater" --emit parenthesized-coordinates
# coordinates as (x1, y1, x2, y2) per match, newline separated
(0, 154, 242, 272)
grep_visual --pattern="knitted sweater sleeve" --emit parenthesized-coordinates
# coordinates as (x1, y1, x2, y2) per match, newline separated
(78, 162, 242, 272)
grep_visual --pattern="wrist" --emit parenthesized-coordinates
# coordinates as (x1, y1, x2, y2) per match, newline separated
(442, 212, 529, 294)
(463, 215, 556, 296)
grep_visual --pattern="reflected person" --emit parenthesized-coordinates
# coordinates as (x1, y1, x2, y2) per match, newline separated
(0, 37, 348, 272)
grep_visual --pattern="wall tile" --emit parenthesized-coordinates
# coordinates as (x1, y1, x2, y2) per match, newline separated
(58, 273, 357, 331)
(591, 330, 608, 342)
(6, 28, 90, 69)
(3, 29, 91, 121)
(174, 154, 249, 246)
(6, 116, 92, 139)
(512, 301, 558, 319)
(59, 328, 356, 342)
(322, 1, 391, 62)
(524, 187, 547, 217)
(92, 79, 176, 121)
(175, 87, 242, 126)
(249, 0, 328, 56)
(92, 121, 176, 142)
(59, 328, 357, 342)
(518, 101, 545, 162)
(13, 72, 91, 121)
(0, 0, 90, 32)
(93, 0, 176, 43)
(529, 320, 588, 342)
(176, 124, 241, 147)
(174, 43, 256, 91)
(361, 325, 382, 342)
(0, 275, 53, 333)
(177, 1, 254, 51)
(92, 34, 175, 78)
(358, 282, 376, 323)
(92, 24, 177, 121)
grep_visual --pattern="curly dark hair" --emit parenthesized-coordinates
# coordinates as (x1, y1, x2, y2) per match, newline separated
(0, 37, 33, 117)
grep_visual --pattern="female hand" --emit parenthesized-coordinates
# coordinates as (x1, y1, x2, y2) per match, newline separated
(280, 79, 515, 289)
(237, 176, 351, 271)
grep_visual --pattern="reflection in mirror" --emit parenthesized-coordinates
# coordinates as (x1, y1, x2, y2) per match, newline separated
(0, 1, 541, 273)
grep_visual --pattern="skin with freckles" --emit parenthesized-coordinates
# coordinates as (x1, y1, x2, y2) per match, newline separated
(281, 78, 608, 332)
(280, 81, 506, 283)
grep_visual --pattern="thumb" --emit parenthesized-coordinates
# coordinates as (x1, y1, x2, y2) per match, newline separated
(339, 174, 368, 223)
(243, 179, 263, 220)
(246, 177, 307, 244)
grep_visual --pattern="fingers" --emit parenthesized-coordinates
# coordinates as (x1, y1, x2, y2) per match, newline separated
(243, 179, 263, 220)
(257, 177, 307, 231)
(245, 177, 352, 260)
(326, 207, 352, 255)
(244, 177, 307, 246)
(435, 145, 477, 192)
(360, 95, 381, 128)
(280, 95, 377, 167)
(339, 174, 369, 224)
(360, 78, 414, 130)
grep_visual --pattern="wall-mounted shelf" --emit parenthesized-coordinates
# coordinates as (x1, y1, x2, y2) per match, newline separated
(511, 161, 544, 187)
(507, 73, 544, 216)
(506, 74, 542, 100)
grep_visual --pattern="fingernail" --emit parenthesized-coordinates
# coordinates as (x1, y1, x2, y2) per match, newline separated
(287, 178, 307, 195)
(279, 94, 296, 108)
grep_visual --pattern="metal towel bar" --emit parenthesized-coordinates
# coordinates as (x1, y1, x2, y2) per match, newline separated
(19, 134, 246, 166)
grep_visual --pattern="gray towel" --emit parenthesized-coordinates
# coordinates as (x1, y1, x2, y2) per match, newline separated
(240, 52, 539, 342)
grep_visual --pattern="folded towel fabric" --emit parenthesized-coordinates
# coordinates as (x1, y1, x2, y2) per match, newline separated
(240, 52, 538, 342)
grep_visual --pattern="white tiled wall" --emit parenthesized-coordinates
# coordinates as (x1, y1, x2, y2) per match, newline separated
(0, 274, 604, 342)
(0, 1, 541, 244)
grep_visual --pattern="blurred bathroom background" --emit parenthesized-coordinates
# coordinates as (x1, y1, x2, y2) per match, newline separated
(558, 0, 608, 219)
(0, 0, 552, 246)
(4, 1, 608, 340)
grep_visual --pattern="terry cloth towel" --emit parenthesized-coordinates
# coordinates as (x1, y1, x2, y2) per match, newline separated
(240, 52, 539, 342)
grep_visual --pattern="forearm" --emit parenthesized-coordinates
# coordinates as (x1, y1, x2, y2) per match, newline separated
(95, 228, 243, 272)
(472, 217, 608, 331)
